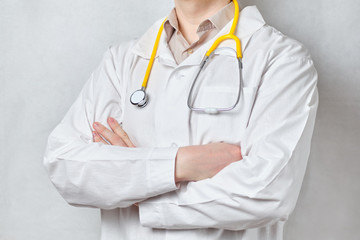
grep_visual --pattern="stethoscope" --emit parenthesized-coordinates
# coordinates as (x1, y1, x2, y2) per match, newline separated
(130, 0, 243, 114)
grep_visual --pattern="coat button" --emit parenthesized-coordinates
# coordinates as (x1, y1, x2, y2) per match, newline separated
(175, 72, 184, 79)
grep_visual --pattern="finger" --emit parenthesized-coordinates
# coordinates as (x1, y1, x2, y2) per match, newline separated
(92, 131, 108, 144)
(107, 117, 136, 147)
(93, 122, 127, 146)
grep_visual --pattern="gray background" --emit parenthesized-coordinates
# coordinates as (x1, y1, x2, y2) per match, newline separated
(1, 0, 359, 239)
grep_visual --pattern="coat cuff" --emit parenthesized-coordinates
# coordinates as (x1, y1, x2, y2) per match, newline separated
(138, 202, 162, 228)
(148, 147, 180, 195)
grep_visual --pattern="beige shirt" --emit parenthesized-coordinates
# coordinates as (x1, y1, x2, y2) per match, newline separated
(164, 1, 235, 64)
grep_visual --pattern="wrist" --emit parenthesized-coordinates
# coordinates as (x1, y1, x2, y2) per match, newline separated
(175, 147, 190, 183)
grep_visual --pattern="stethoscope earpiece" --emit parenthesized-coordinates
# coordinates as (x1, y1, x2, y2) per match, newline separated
(130, 88, 149, 108)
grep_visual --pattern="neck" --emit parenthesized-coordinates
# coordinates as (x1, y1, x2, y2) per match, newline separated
(174, 0, 231, 44)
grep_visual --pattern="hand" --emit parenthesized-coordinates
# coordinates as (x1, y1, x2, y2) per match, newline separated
(175, 142, 242, 183)
(92, 117, 135, 147)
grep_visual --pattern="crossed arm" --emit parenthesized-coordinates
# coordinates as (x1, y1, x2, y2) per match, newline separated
(92, 117, 243, 184)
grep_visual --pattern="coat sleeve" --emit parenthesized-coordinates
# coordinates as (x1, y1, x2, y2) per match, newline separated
(138, 46, 319, 230)
(43, 44, 179, 209)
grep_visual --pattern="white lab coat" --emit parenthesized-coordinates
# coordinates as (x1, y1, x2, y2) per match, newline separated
(43, 6, 319, 240)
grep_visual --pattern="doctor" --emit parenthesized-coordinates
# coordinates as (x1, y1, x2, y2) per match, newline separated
(43, 0, 319, 239)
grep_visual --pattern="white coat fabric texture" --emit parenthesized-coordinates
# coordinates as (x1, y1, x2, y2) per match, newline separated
(43, 6, 319, 240)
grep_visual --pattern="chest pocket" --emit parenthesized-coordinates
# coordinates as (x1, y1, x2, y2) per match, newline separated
(193, 86, 258, 145)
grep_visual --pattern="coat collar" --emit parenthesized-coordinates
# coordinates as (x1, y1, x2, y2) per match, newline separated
(131, 6, 266, 66)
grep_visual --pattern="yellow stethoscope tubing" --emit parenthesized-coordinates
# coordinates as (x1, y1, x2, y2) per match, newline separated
(141, 18, 167, 89)
(205, 0, 242, 58)
(205, 33, 242, 59)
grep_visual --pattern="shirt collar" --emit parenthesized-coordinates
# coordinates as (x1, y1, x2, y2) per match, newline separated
(163, 8, 178, 42)
(163, 2, 235, 42)
(208, 1, 235, 31)
(131, 6, 266, 61)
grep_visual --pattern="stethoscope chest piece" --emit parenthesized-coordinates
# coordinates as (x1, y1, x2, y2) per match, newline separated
(130, 88, 148, 107)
